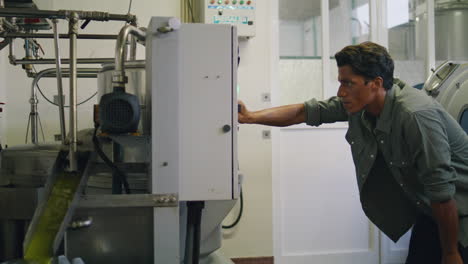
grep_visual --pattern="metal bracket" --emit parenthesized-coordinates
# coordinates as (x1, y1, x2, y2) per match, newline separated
(77, 194, 179, 208)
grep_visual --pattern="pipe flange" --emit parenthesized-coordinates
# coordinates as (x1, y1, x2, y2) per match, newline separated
(112, 73, 128, 85)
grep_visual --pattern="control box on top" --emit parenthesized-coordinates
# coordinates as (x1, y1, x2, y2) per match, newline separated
(197, 0, 256, 38)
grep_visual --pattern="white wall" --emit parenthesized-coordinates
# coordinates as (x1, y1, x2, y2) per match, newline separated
(279, 20, 303, 56)
(329, 0, 353, 55)
(1, 0, 274, 259)
(279, 0, 371, 58)
(279, 59, 323, 104)
(304, 16, 321, 56)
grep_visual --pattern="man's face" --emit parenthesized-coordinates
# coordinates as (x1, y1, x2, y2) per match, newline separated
(337, 65, 378, 114)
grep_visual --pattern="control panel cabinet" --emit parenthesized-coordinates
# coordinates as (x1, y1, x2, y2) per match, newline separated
(146, 17, 239, 201)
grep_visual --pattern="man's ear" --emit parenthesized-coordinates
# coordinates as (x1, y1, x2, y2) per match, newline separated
(374, 77, 384, 90)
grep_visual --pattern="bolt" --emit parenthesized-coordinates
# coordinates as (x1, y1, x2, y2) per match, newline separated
(262, 130, 271, 139)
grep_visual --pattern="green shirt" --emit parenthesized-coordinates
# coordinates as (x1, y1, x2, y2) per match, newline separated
(304, 79, 468, 245)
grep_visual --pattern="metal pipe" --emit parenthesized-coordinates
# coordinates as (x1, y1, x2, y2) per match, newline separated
(1, 19, 18, 31)
(32, 68, 100, 76)
(113, 25, 146, 88)
(0, 8, 136, 23)
(130, 35, 137, 61)
(29, 75, 39, 144)
(12, 58, 115, 65)
(2, 33, 118, 39)
(69, 12, 78, 171)
(32, 73, 98, 78)
(8, 38, 15, 63)
(24, 38, 30, 57)
(31, 68, 100, 81)
(29, 69, 51, 144)
(52, 19, 66, 146)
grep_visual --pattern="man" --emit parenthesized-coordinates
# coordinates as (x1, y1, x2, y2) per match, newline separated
(238, 42, 468, 264)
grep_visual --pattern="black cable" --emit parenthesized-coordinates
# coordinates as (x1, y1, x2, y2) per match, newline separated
(32, 65, 98, 107)
(92, 125, 131, 194)
(35, 82, 97, 107)
(191, 202, 203, 264)
(80, 19, 91, 30)
(185, 201, 204, 264)
(222, 189, 243, 229)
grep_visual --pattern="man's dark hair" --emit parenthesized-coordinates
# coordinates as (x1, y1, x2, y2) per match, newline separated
(335, 41, 394, 90)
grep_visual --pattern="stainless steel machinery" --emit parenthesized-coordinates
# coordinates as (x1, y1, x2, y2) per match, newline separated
(424, 61, 468, 133)
(0, 3, 240, 263)
(415, 0, 468, 61)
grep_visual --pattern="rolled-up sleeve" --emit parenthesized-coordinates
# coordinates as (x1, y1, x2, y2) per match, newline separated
(304, 96, 348, 126)
(404, 109, 457, 202)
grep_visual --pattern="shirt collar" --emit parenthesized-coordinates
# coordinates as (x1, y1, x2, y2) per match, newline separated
(369, 79, 407, 134)
(357, 79, 406, 134)
(374, 85, 396, 134)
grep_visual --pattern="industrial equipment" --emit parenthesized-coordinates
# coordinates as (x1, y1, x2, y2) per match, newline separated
(0, 3, 240, 263)
(424, 61, 468, 133)
(193, 0, 256, 38)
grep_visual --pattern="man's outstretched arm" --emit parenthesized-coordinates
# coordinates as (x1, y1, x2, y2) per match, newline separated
(238, 101, 305, 127)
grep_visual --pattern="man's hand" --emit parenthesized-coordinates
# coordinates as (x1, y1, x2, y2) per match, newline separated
(442, 252, 463, 264)
(238, 100, 252, 124)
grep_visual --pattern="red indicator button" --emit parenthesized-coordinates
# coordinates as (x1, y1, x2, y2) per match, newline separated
(24, 18, 41, 24)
